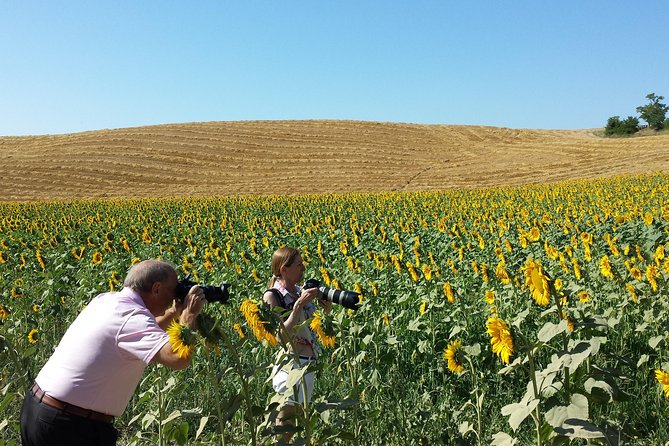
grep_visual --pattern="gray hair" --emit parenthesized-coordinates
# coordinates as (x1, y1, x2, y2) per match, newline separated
(123, 260, 176, 292)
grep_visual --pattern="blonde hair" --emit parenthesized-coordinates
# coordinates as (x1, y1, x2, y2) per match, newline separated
(267, 247, 301, 288)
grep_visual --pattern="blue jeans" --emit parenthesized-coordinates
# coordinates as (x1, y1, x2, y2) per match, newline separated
(20, 390, 118, 446)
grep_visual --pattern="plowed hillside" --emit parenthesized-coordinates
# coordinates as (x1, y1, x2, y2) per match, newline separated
(1, 120, 668, 202)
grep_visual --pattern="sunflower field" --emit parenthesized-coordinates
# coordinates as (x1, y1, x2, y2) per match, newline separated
(2, 173, 669, 445)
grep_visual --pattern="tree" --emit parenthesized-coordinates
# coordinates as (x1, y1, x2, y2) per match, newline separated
(636, 93, 668, 130)
(605, 115, 639, 136)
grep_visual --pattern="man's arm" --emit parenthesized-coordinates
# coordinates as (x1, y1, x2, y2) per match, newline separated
(152, 285, 205, 370)
(155, 306, 178, 331)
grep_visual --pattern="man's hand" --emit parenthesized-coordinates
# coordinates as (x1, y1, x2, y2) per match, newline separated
(179, 285, 206, 328)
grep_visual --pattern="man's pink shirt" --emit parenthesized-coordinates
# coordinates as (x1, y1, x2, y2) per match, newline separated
(35, 287, 169, 416)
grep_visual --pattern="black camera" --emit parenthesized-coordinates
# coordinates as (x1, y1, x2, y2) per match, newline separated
(175, 275, 231, 305)
(303, 278, 361, 311)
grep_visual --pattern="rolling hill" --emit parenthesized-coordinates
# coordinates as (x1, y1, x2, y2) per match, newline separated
(1, 120, 668, 202)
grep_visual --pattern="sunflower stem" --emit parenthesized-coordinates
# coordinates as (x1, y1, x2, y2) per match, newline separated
(220, 331, 257, 446)
(527, 348, 542, 446)
(466, 357, 482, 446)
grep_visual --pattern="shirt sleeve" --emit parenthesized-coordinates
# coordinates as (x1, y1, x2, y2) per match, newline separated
(117, 310, 170, 364)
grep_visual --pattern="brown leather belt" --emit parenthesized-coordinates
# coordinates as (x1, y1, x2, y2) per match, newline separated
(30, 383, 114, 423)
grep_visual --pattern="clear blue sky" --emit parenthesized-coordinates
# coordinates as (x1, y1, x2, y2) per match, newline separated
(2, 1, 668, 136)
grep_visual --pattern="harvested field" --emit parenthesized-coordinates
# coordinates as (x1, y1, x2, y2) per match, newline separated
(1, 120, 668, 201)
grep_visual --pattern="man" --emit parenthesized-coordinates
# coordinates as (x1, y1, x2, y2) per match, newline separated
(20, 259, 206, 446)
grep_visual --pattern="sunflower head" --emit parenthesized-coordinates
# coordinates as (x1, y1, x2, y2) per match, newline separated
(310, 311, 336, 348)
(486, 316, 514, 365)
(443, 340, 466, 374)
(28, 328, 39, 344)
(167, 321, 197, 359)
(656, 369, 669, 398)
(240, 299, 279, 346)
(443, 282, 455, 303)
(524, 259, 550, 306)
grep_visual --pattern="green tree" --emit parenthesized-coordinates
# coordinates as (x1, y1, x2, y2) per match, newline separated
(636, 92, 668, 130)
(604, 115, 639, 136)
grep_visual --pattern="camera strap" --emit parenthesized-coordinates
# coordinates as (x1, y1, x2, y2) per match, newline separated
(265, 288, 293, 310)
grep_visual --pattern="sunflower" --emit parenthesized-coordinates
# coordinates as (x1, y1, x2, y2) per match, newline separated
(443, 282, 456, 303)
(443, 340, 465, 374)
(578, 291, 590, 303)
(655, 245, 666, 265)
(643, 212, 654, 225)
(240, 299, 278, 346)
(630, 267, 643, 281)
(572, 258, 582, 280)
(599, 256, 614, 279)
(0, 304, 8, 320)
(36, 250, 45, 270)
(481, 263, 489, 283)
(484, 290, 495, 305)
(646, 265, 659, 292)
(310, 311, 336, 348)
(524, 259, 550, 306)
(655, 369, 669, 398)
(320, 266, 332, 287)
(232, 323, 245, 339)
(354, 282, 364, 301)
(528, 227, 541, 242)
(28, 328, 39, 344)
(406, 262, 420, 282)
(495, 262, 511, 285)
(90, 251, 102, 266)
(486, 316, 514, 365)
(422, 264, 433, 281)
(381, 313, 390, 326)
(166, 321, 197, 359)
(420, 300, 428, 315)
(71, 246, 85, 261)
(626, 283, 638, 303)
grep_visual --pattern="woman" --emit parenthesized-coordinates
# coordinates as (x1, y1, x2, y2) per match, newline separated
(263, 247, 332, 441)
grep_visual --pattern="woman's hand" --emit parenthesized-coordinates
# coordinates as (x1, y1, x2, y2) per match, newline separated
(294, 287, 318, 310)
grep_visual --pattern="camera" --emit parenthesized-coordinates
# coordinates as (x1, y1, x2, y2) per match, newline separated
(175, 275, 231, 305)
(303, 278, 361, 311)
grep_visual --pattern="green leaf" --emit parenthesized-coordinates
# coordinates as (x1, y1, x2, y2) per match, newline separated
(501, 398, 539, 432)
(313, 398, 358, 411)
(584, 378, 613, 403)
(141, 412, 157, 429)
(407, 317, 423, 331)
(544, 394, 588, 428)
(553, 419, 606, 439)
(195, 416, 209, 440)
(648, 335, 664, 349)
(464, 343, 481, 356)
(491, 431, 518, 446)
(336, 431, 356, 440)
(512, 309, 529, 328)
(637, 354, 649, 367)
(538, 320, 568, 343)
(161, 409, 181, 426)
(458, 420, 474, 435)
(285, 366, 309, 390)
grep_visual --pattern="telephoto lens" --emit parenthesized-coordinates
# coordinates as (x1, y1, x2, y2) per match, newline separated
(303, 278, 361, 311)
